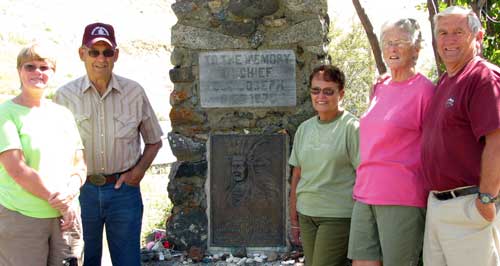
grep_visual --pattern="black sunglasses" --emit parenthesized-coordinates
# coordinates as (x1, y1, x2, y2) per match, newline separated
(23, 64, 51, 72)
(310, 87, 337, 96)
(87, 49, 115, 58)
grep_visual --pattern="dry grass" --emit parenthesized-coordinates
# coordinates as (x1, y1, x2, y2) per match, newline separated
(141, 164, 172, 245)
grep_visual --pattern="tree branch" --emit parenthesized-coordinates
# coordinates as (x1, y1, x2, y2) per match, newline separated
(427, 0, 444, 76)
(352, 0, 387, 75)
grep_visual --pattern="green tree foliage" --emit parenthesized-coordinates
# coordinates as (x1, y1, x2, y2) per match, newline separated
(328, 20, 375, 117)
(479, 1, 500, 65)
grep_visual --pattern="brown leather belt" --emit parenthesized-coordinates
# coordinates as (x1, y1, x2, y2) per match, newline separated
(86, 173, 121, 186)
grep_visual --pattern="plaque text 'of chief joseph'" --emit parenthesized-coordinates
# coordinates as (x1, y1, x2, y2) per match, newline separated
(199, 50, 296, 108)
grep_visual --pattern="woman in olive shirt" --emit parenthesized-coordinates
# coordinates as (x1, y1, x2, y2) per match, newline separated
(289, 65, 360, 266)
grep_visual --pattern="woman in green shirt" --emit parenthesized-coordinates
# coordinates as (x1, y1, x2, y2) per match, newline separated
(0, 43, 86, 265)
(289, 65, 360, 266)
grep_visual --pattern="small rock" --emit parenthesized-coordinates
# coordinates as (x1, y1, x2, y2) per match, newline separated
(236, 257, 246, 265)
(152, 241, 164, 251)
(232, 247, 247, 258)
(188, 246, 203, 262)
(267, 252, 278, 261)
(220, 253, 229, 260)
(140, 249, 155, 262)
(202, 256, 213, 263)
(164, 250, 173, 261)
(263, 17, 287, 27)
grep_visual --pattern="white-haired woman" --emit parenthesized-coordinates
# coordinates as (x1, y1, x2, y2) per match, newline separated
(347, 18, 435, 266)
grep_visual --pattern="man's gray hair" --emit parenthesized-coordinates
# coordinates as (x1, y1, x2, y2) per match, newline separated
(433, 6, 483, 37)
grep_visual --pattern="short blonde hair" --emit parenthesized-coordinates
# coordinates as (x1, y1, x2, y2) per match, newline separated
(16, 43, 57, 72)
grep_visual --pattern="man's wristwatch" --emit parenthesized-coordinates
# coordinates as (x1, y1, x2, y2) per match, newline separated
(478, 192, 498, 204)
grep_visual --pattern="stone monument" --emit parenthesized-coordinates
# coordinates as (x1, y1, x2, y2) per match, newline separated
(167, 0, 330, 252)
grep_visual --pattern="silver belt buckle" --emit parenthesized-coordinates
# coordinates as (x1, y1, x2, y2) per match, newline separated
(88, 174, 106, 186)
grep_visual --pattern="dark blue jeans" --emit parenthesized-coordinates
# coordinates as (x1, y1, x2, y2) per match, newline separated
(80, 182, 143, 266)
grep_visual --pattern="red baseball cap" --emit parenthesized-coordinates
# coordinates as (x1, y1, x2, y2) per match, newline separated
(82, 22, 117, 49)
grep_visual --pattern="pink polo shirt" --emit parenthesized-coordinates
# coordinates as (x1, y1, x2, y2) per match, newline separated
(354, 73, 435, 208)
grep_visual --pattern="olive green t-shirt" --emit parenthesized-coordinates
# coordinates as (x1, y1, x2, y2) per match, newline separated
(0, 100, 83, 218)
(289, 111, 360, 218)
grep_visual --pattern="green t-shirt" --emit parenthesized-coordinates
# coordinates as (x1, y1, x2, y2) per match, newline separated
(289, 111, 360, 218)
(0, 100, 83, 218)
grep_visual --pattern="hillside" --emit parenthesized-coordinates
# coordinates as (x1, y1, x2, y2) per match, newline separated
(0, 0, 176, 118)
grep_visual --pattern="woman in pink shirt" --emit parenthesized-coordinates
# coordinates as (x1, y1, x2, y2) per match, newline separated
(347, 18, 435, 266)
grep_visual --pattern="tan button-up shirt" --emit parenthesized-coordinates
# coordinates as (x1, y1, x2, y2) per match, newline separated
(55, 74, 163, 175)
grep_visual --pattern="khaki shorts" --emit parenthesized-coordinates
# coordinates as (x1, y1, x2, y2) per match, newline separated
(423, 192, 500, 266)
(348, 201, 425, 266)
(0, 204, 83, 266)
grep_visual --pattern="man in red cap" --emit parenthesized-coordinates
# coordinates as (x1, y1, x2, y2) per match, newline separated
(55, 22, 163, 266)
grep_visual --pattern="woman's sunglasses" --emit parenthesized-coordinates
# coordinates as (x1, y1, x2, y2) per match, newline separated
(310, 87, 337, 96)
(23, 64, 51, 72)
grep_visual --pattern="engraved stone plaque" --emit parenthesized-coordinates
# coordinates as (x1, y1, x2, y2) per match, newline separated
(199, 50, 296, 108)
(208, 134, 288, 247)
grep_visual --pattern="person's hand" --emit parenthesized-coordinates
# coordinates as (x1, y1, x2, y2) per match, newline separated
(48, 191, 75, 213)
(60, 206, 76, 231)
(114, 167, 145, 189)
(291, 226, 301, 245)
(475, 198, 497, 222)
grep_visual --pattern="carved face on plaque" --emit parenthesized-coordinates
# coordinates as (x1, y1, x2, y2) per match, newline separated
(231, 155, 247, 182)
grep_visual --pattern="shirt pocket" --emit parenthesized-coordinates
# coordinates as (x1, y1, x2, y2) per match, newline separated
(114, 113, 139, 140)
(74, 112, 92, 141)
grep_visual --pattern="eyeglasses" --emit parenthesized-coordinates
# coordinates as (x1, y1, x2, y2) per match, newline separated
(310, 87, 337, 96)
(87, 49, 115, 58)
(23, 64, 52, 72)
(382, 40, 412, 48)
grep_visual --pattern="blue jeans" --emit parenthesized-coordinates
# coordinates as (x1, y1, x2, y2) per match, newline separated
(80, 182, 143, 266)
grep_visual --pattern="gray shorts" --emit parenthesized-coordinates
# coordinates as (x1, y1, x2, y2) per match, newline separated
(0, 204, 83, 266)
(347, 201, 425, 266)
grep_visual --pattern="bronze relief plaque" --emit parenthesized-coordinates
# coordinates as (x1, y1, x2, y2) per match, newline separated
(209, 134, 287, 247)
